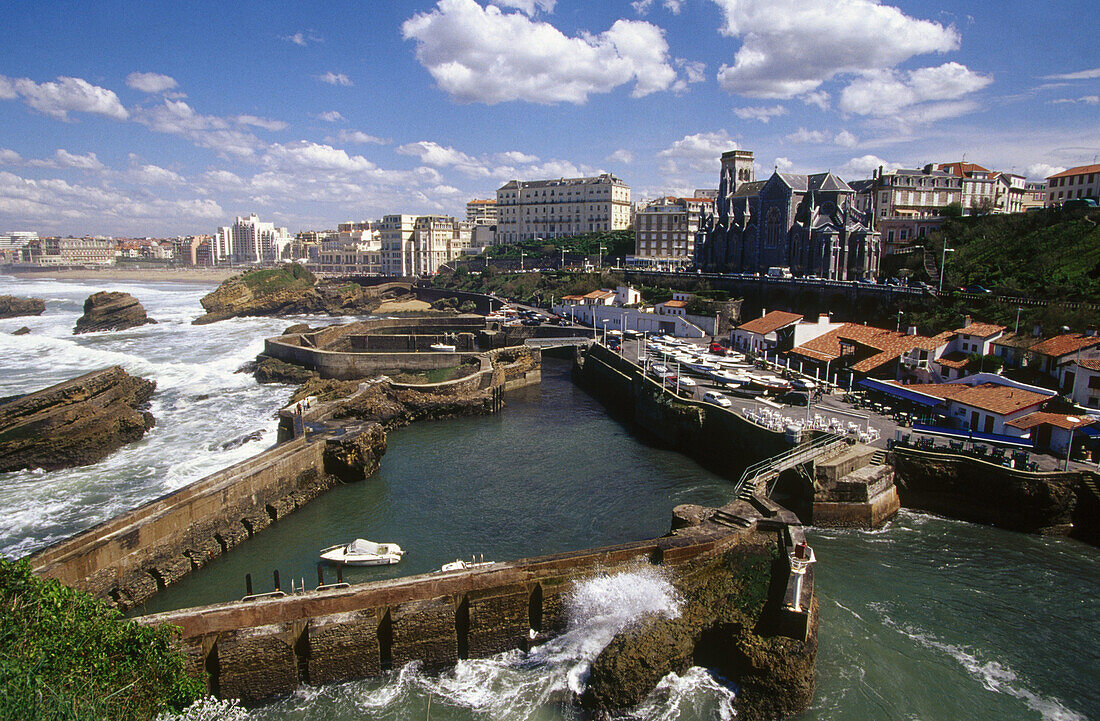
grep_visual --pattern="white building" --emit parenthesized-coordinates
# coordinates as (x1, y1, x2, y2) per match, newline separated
(316, 229, 382, 275)
(630, 196, 714, 269)
(379, 214, 417, 276)
(495, 173, 631, 243)
(214, 214, 292, 265)
(465, 199, 498, 225)
(378, 214, 471, 276)
(1046, 164, 1100, 205)
(36, 237, 116, 266)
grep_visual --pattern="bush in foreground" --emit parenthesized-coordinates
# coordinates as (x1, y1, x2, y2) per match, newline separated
(0, 557, 203, 720)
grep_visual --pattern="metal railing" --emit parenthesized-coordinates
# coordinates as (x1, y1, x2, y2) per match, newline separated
(733, 432, 848, 498)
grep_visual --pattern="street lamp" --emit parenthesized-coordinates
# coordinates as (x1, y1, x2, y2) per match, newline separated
(601, 318, 610, 344)
(896, 309, 904, 333)
(520, 250, 527, 272)
(598, 244, 606, 268)
(938, 242, 955, 293)
(1065, 417, 1080, 471)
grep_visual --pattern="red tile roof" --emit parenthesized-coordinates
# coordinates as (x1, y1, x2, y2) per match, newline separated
(736, 310, 803, 336)
(935, 351, 970, 369)
(785, 323, 941, 373)
(955, 322, 1005, 338)
(938, 162, 991, 178)
(1006, 412, 1097, 431)
(910, 382, 1050, 416)
(582, 289, 615, 299)
(1069, 358, 1100, 372)
(1047, 164, 1100, 179)
(1030, 333, 1100, 359)
(662, 299, 688, 308)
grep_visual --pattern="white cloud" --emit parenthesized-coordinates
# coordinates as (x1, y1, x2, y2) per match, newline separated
(396, 140, 491, 177)
(329, 130, 389, 145)
(632, 0, 683, 14)
(316, 72, 352, 86)
(125, 72, 178, 94)
(711, 0, 959, 98)
(1042, 68, 1100, 81)
(0, 148, 21, 164)
(235, 114, 288, 131)
(657, 130, 737, 174)
(1026, 163, 1066, 180)
(280, 31, 322, 46)
(839, 154, 900, 179)
(0, 75, 129, 121)
(774, 157, 794, 173)
(833, 130, 859, 148)
(133, 99, 264, 157)
(494, 0, 555, 13)
(839, 62, 991, 118)
(127, 163, 185, 185)
(1051, 95, 1100, 105)
(733, 104, 786, 122)
(402, 0, 680, 104)
(800, 90, 830, 110)
(263, 141, 377, 174)
(27, 149, 105, 171)
(676, 58, 707, 84)
(606, 149, 635, 164)
(785, 128, 859, 147)
(317, 110, 345, 122)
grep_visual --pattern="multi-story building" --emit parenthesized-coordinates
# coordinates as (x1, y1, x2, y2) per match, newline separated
(337, 221, 373, 233)
(872, 165, 962, 252)
(1021, 181, 1048, 211)
(937, 162, 1026, 215)
(1046, 164, 1100, 205)
(34, 237, 116, 266)
(0, 231, 38, 264)
(630, 196, 714, 269)
(316, 229, 382, 275)
(465, 199, 498, 225)
(379, 214, 417, 276)
(214, 213, 292, 265)
(495, 173, 631, 243)
(379, 214, 470, 276)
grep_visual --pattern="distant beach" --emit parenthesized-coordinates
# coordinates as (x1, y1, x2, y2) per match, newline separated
(7, 267, 236, 283)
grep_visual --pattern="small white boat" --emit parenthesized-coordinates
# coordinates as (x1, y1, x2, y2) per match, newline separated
(439, 554, 494, 573)
(319, 538, 405, 566)
(429, 343, 456, 352)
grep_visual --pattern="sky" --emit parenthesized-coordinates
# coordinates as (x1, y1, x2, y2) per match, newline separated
(1, 0, 1098, 237)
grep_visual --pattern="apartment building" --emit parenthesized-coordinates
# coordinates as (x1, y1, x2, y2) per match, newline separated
(214, 213, 292, 265)
(1046, 164, 1100, 205)
(465, 199, 498, 225)
(495, 173, 631, 243)
(1021, 181, 1048, 211)
(872, 165, 962, 253)
(630, 196, 714, 269)
(34, 237, 116, 266)
(937, 162, 1026, 215)
(379, 214, 417, 276)
(379, 214, 471, 276)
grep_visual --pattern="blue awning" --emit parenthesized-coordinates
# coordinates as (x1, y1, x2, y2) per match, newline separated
(1079, 424, 1100, 438)
(911, 423, 1033, 448)
(856, 378, 943, 407)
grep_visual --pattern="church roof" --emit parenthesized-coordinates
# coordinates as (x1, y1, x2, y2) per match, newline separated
(732, 180, 766, 198)
(773, 172, 853, 193)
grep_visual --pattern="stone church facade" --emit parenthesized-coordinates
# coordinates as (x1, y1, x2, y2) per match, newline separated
(695, 150, 881, 280)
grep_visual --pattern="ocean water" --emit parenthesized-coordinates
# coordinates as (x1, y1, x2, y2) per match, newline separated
(0, 277, 1095, 721)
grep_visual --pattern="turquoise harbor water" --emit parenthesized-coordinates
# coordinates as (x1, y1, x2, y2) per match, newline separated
(0, 277, 1096, 721)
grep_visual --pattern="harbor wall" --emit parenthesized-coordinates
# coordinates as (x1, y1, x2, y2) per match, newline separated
(27, 426, 386, 610)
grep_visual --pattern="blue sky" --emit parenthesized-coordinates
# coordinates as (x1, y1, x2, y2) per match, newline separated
(1, 0, 1098, 236)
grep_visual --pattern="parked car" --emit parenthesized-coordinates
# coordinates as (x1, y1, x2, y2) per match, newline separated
(520, 318, 539, 326)
(776, 391, 809, 406)
(790, 378, 816, 392)
(964, 285, 993, 294)
(702, 390, 732, 407)
(709, 342, 727, 355)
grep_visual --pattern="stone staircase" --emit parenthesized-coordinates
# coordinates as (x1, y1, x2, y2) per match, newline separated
(923, 249, 938, 282)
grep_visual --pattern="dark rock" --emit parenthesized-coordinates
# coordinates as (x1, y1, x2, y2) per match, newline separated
(211, 429, 266, 452)
(283, 323, 312, 335)
(0, 365, 157, 472)
(235, 360, 258, 375)
(0, 295, 45, 319)
(12, 326, 31, 336)
(254, 356, 318, 384)
(323, 424, 387, 482)
(73, 292, 157, 334)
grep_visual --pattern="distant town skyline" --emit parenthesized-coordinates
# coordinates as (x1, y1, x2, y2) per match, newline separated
(1, 0, 1098, 236)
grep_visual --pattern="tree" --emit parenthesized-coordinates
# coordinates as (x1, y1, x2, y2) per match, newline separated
(940, 202, 963, 218)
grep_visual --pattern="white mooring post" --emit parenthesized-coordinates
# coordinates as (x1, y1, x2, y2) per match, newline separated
(788, 542, 817, 612)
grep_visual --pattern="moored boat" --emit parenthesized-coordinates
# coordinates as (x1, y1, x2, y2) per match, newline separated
(319, 538, 405, 566)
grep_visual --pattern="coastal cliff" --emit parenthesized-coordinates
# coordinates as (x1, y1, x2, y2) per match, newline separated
(73, 292, 157, 334)
(0, 366, 156, 472)
(192, 264, 417, 324)
(0, 295, 45, 319)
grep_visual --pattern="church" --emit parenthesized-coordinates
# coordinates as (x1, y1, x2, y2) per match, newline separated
(694, 150, 881, 280)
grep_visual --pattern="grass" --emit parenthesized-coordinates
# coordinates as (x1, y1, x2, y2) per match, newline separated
(239, 263, 315, 295)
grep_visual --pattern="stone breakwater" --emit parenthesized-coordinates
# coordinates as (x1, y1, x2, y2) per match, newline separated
(0, 366, 156, 473)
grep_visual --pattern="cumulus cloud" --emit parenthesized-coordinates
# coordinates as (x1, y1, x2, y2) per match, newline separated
(397, 140, 489, 177)
(1042, 67, 1100, 81)
(657, 130, 737, 175)
(711, 0, 959, 98)
(125, 72, 178, 94)
(774, 157, 794, 173)
(839, 62, 991, 119)
(235, 114, 288, 131)
(125, 161, 185, 185)
(0, 75, 128, 121)
(1051, 95, 1100, 105)
(733, 104, 786, 122)
(316, 72, 353, 86)
(676, 58, 707, 84)
(280, 31, 322, 46)
(839, 154, 900, 179)
(317, 110, 345, 122)
(0, 148, 21, 164)
(800, 90, 830, 110)
(632, 0, 683, 14)
(494, 0, 555, 13)
(133, 99, 265, 157)
(263, 141, 376, 174)
(28, 149, 106, 171)
(785, 128, 859, 147)
(329, 130, 389, 145)
(1027, 163, 1066, 180)
(606, 149, 635, 164)
(402, 0, 680, 104)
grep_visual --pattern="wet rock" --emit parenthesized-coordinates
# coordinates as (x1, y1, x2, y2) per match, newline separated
(283, 323, 312, 335)
(73, 291, 157, 334)
(211, 429, 266, 452)
(12, 326, 31, 336)
(323, 424, 387, 482)
(254, 356, 318, 385)
(0, 365, 156, 472)
(0, 295, 45, 319)
(235, 360, 258, 375)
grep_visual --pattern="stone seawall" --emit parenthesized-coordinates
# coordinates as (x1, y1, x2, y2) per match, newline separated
(27, 426, 386, 610)
(892, 447, 1079, 534)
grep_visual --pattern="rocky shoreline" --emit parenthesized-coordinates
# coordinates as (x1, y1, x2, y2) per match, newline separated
(0, 295, 45, 319)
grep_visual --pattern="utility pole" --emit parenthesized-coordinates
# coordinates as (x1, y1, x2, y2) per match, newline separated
(1015, 306, 1023, 334)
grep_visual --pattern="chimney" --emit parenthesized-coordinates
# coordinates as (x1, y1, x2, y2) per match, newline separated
(1032, 324, 1042, 338)
(761, 307, 767, 318)
(963, 315, 972, 328)
(908, 326, 917, 336)
(818, 313, 829, 325)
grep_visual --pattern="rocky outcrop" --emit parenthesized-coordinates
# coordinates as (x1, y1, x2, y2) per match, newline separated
(192, 264, 415, 324)
(322, 424, 387, 482)
(254, 356, 318, 385)
(0, 366, 156, 472)
(73, 292, 157, 334)
(582, 528, 817, 721)
(12, 326, 30, 336)
(308, 378, 496, 430)
(0, 295, 45, 318)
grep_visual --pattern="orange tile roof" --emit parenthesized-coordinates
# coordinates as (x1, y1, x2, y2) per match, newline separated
(991, 332, 1043, 350)
(736, 310, 804, 336)
(912, 382, 1050, 416)
(582, 289, 615, 299)
(662, 300, 688, 308)
(935, 351, 970, 369)
(1069, 358, 1100, 371)
(786, 323, 942, 373)
(1047, 164, 1100, 179)
(938, 162, 991, 178)
(562, 295, 585, 301)
(1030, 333, 1100, 359)
(1006, 412, 1097, 431)
(955, 322, 1006, 338)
